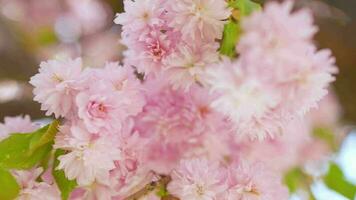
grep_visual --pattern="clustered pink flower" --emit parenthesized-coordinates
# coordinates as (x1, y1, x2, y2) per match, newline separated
(206, 1, 337, 140)
(167, 158, 288, 200)
(11, 0, 339, 199)
(115, 0, 230, 89)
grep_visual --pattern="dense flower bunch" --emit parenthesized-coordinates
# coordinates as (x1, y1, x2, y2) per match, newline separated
(0, 0, 339, 200)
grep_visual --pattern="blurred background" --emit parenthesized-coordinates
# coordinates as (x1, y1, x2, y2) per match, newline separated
(0, 0, 355, 199)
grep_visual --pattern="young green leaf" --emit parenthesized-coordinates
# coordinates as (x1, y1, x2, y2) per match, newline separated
(219, 0, 261, 57)
(52, 149, 77, 200)
(0, 120, 59, 170)
(0, 167, 20, 200)
(324, 163, 356, 199)
(313, 127, 337, 151)
(29, 120, 59, 152)
(219, 20, 241, 57)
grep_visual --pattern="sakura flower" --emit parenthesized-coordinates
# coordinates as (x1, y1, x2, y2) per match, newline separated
(168, 158, 227, 200)
(124, 27, 179, 76)
(76, 63, 145, 132)
(280, 48, 337, 116)
(237, 0, 337, 119)
(12, 168, 60, 200)
(238, 118, 312, 172)
(17, 182, 61, 200)
(30, 58, 82, 118)
(135, 78, 218, 172)
(168, 0, 230, 41)
(54, 124, 121, 186)
(0, 115, 39, 141)
(114, 0, 165, 32)
(163, 42, 219, 90)
(237, 1, 317, 69)
(225, 162, 289, 200)
(111, 119, 148, 190)
(205, 58, 281, 140)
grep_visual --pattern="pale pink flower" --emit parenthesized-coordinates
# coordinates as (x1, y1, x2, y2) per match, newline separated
(30, 58, 82, 118)
(225, 162, 289, 200)
(54, 124, 121, 186)
(114, 0, 165, 32)
(13, 168, 60, 200)
(238, 1, 317, 60)
(18, 182, 61, 200)
(123, 27, 179, 76)
(237, 0, 337, 119)
(76, 63, 145, 132)
(111, 119, 148, 191)
(168, 158, 227, 200)
(280, 48, 337, 116)
(135, 78, 219, 172)
(168, 0, 230, 41)
(205, 58, 281, 140)
(163, 42, 219, 90)
(238, 118, 312, 172)
(0, 115, 39, 140)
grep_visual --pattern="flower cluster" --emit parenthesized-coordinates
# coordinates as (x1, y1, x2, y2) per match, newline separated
(0, 0, 339, 200)
(115, 0, 230, 90)
(206, 1, 337, 140)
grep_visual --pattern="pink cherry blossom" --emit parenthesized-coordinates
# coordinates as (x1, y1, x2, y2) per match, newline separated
(30, 58, 82, 118)
(237, 118, 312, 172)
(237, 0, 337, 119)
(205, 58, 282, 140)
(225, 162, 289, 200)
(168, 0, 230, 41)
(0, 115, 39, 140)
(114, 0, 165, 33)
(110, 119, 149, 193)
(76, 63, 145, 133)
(12, 168, 60, 200)
(135, 77, 220, 173)
(168, 158, 227, 200)
(163, 42, 219, 90)
(123, 27, 180, 76)
(54, 123, 121, 186)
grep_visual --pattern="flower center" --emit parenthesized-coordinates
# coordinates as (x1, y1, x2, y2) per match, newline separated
(87, 101, 108, 118)
(148, 41, 166, 61)
(52, 73, 64, 83)
(195, 184, 205, 196)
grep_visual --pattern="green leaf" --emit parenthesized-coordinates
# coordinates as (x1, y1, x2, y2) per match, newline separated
(219, 0, 261, 57)
(219, 20, 241, 57)
(53, 149, 77, 200)
(0, 120, 59, 170)
(229, 0, 261, 16)
(313, 127, 337, 150)
(284, 168, 304, 193)
(324, 163, 356, 199)
(284, 168, 316, 200)
(29, 120, 59, 152)
(0, 167, 20, 200)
